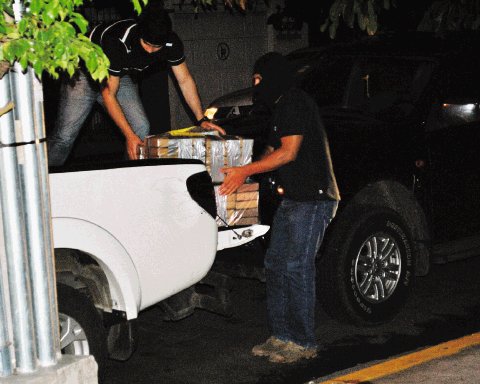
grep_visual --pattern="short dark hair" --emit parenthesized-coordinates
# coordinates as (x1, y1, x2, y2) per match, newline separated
(137, 1, 172, 46)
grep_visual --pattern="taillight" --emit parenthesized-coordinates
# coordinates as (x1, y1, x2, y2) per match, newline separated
(186, 171, 217, 219)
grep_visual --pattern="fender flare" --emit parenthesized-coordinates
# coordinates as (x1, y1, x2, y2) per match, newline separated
(52, 217, 141, 320)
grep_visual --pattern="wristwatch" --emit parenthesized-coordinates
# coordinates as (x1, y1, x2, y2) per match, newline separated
(196, 116, 210, 126)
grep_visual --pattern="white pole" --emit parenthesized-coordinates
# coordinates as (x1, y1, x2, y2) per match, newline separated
(0, 204, 13, 377)
(7, 0, 58, 370)
(32, 73, 60, 358)
(0, 69, 37, 374)
(11, 63, 58, 367)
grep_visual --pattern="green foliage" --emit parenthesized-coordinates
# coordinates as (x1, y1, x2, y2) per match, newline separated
(418, 0, 480, 33)
(131, 0, 149, 15)
(321, 0, 396, 39)
(4, 0, 477, 80)
(184, 0, 266, 13)
(0, 0, 259, 81)
(0, 0, 148, 81)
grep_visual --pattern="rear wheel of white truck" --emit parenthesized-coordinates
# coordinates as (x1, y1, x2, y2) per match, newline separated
(57, 284, 107, 381)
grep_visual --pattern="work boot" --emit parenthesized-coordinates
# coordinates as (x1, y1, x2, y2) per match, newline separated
(251, 336, 287, 357)
(268, 341, 317, 363)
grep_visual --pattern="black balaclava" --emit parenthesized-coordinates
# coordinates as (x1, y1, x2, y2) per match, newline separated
(252, 52, 294, 113)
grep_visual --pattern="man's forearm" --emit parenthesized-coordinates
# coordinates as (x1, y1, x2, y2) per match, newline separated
(242, 146, 295, 177)
(218, 143, 297, 196)
(101, 75, 138, 140)
(102, 93, 137, 139)
(178, 76, 204, 121)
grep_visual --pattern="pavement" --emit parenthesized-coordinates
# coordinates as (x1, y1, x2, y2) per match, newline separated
(101, 253, 480, 384)
(1, 355, 98, 384)
(310, 332, 480, 384)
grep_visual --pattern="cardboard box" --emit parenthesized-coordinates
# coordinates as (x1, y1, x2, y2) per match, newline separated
(214, 182, 259, 227)
(144, 130, 258, 227)
(145, 134, 253, 183)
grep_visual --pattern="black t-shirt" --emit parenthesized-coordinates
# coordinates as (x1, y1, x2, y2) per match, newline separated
(89, 19, 185, 76)
(268, 87, 340, 202)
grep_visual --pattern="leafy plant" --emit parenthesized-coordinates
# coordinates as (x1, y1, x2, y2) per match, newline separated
(321, 0, 396, 38)
(180, 0, 267, 14)
(3, 0, 479, 83)
(418, 0, 480, 33)
(0, 0, 149, 81)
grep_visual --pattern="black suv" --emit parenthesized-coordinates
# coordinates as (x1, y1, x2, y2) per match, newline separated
(208, 32, 480, 325)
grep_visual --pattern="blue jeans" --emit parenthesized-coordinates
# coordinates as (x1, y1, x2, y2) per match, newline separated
(265, 198, 338, 349)
(47, 71, 150, 166)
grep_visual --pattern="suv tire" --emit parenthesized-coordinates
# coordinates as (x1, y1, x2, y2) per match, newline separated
(57, 284, 107, 381)
(317, 205, 415, 325)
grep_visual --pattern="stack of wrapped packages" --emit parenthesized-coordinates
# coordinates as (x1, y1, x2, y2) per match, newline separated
(141, 127, 259, 227)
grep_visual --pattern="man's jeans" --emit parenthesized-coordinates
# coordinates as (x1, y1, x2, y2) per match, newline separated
(265, 198, 338, 349)
(47, 71, 150, 166)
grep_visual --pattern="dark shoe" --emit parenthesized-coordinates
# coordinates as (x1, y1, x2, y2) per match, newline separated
(268, 341, 317, 363)
(251, 336, 287, 357)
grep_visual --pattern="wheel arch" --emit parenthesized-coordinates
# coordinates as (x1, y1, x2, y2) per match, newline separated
(345, 179, 431, 276)
(52, 217, 141, 319)
(55, 249, 112, 314)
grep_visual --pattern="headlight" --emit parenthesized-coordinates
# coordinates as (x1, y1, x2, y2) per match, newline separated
(204, 107, 218, 120)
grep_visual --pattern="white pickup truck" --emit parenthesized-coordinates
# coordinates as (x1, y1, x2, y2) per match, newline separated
(49, 158, 267, 376)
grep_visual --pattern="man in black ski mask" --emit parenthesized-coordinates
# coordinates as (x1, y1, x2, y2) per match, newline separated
(220, 52, 340, 364)
(251, 51, 294, 113)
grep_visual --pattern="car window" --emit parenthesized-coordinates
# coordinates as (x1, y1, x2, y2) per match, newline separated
(426, 103, 480, 132)
(298, 55, 434, 123)
(426, 60, 480, 132)
(346, 58, 434, 120)
(437, 59, 480, 103)
(298, 56, 353, 107)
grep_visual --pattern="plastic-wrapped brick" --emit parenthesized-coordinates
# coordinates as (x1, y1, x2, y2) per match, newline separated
(214, 183, 259, 227)
(145, 134, 253, 183)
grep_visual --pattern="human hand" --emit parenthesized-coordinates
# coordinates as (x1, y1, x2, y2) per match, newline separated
(200, 120, 226, 135)
(219, 166, 248, 195)
(126, 134, 144, 160)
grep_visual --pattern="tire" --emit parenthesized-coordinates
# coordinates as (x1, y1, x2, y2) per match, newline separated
(57, 284, 107, 381)
(317, 205, 415, 325)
